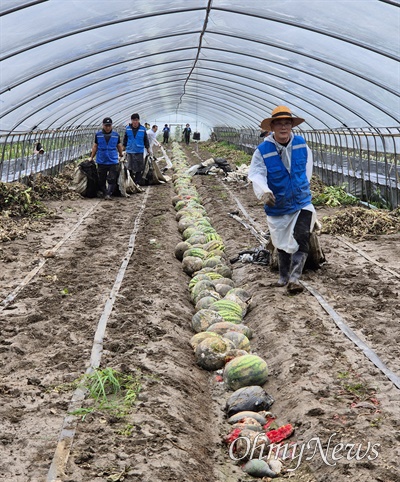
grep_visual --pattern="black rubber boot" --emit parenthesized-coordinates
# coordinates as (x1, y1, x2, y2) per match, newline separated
(286, 251, 308, 295)
(135, 171, 144, 186)
(273, 250, 291, 287)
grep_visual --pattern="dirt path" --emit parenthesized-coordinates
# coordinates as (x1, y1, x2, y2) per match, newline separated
(0, 144, 399, 482)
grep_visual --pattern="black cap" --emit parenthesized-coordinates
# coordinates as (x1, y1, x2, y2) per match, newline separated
(131, 113, 140, 120)
(102, 117, 113, 125)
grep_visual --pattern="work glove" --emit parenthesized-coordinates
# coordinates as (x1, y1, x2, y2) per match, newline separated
(261, 191, 275, 207)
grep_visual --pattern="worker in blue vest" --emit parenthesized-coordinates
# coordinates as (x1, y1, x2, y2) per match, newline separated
(248, 105, 317, 295)
(123, 113, 150, 186)
(89, 117, 124, 200)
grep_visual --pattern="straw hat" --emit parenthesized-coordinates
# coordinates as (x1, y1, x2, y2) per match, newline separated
(260, 106, 305, 132)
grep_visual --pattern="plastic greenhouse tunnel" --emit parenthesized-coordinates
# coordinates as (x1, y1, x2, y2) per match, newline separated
(2, 3, 400, 482)
(0, 0, 399, 204)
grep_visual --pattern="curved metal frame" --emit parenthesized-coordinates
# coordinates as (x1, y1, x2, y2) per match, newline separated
(0, 1, 398, 132)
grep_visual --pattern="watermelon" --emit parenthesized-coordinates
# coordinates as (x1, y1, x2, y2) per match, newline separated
(266, 424, 294, 443)
(206, 249, 228, 261)
(222, 331, 251, 351)
(206, 322, 253, 339)
(172, 194, 183, 206)
(231, 417, 262, 432)
(204, 240, 225, 252)
(205, 232, 223, 243)
(202, 256, 224, 268)
(223, 355, 269, 391)
(182, 227, 203, 240)
(182, 256, 203, 276)
(189, 331, 219, 350)
(190, 279, 215, 298)
(213, 283, 233, 297)
(225, 349, 249, 364)
(222, 293, 247, 317)
(216, 310, 243, 324)
(177, 217, 195, 233)
(195, 336, 234, 371)
(195, 295, 220, 311)
(209, 300, 243, 318)
(174, 241, 192, 261)
(226, 288, 252, 305)
(182, 248, 208, 260)
(188, 274, 214, 291)
(193, 218, 212, 228)
(242, 460, 276, 478)
(213, 277, 235, 287)
(185, 233, 208, 245)
(174, 199, 188, 211)
(176, 208, 204, 222)
(214, 265, 232, 278)
(227, 428, 270, 461)
(227, 411, 269, 426)
(201, 271, 223, 281)
(194, 289, 221, 305)
(191, 309, 225, 333)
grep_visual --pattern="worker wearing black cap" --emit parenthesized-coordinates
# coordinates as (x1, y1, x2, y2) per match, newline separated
(89, 117, 124, 200)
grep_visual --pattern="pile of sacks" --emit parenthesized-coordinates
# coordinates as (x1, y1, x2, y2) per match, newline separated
(186, 157, 233, 176)
(72, 158, 142, 198)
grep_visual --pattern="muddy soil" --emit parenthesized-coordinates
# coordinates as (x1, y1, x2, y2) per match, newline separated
(0, 143, 399, 482)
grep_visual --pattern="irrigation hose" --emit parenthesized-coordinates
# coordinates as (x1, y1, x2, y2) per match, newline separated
(210, 174, 400, 391)
(301, 280, 400, 390)
(47, 188, 150, 482)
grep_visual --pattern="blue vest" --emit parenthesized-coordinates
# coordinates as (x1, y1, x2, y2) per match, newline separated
(125, 125, 146, 153)
(96, 131, 119, 165)
(257, 135, 311, 216)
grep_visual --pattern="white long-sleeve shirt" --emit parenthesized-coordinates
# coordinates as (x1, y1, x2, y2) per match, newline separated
(146, 129, 160, 153)
(248, 133, 316, 253)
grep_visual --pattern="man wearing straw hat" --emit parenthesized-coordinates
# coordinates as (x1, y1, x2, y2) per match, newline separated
(248, 105, 316, 294)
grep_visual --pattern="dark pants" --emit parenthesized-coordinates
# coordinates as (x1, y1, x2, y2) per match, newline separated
(97, 164, 119, 196)
(163, 134, 169, 144)
(277, 209, 313, 255)
(293, 209, 313, 254)
(126, 153, 145, 185)
(184, 135, 190, 145)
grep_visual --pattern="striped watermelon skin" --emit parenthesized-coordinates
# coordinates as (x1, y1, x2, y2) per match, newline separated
(223, 355, 269, 391)
(204, 272, 223, 281)
(205, 233, 223, 243)
(189, 274, 214, 290)
(183, 248, 208, 260)
(210, 300, 243, 318)
(217, 310, 243, 324)
(204, 240, 225, 252)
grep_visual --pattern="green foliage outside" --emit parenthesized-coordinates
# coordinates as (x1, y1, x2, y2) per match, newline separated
(199, 140, 251, 167)
(313, 184, 358, 207)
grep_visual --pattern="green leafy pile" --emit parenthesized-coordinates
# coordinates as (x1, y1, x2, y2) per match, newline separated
(0, 182, 48, 217)
(313, 184, 358, 207)
(0, 161, 81, 242)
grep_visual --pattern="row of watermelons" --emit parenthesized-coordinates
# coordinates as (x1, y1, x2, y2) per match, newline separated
(170, 144, 292, 478)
